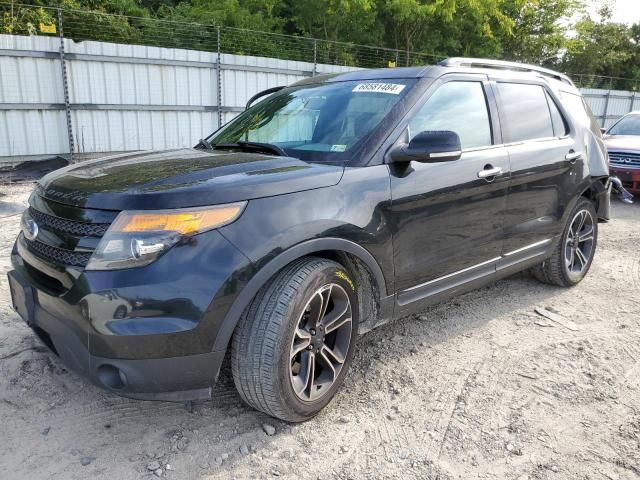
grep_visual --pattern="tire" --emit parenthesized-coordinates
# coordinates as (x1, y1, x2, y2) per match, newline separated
(231, 257, 359, 422)
(531, 197, 598, 287)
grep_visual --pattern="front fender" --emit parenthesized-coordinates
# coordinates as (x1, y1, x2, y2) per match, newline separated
(211, 237, 388, 352)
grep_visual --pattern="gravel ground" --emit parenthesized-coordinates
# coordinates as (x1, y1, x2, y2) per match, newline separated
(1, 182, 639, 480)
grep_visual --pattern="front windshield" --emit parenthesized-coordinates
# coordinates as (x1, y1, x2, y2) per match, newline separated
(608, 114, 640, 136)
(207, 79, 415, 161)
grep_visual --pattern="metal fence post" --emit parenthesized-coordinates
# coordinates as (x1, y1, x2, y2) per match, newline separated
(57, 9, 74, 162)
(216, 26, 223, 128)
(312, 39, 317, 77)
(602, 90, 611, 129)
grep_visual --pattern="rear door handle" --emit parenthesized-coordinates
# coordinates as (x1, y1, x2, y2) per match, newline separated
(477, 166, 503, 179)
(565, 151, 582, 163)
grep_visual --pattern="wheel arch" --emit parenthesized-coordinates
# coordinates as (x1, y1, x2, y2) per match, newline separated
(212, 238, 389, 352)
(581, 182, 598, 207)
(579, 175, 610, 221)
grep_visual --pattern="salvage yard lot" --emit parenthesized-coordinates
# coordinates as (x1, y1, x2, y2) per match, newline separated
(1, 182, 639, 480)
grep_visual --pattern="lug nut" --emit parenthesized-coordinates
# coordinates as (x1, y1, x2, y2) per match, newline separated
(307, 345, 313, 350)
(310, 328, 316, 335)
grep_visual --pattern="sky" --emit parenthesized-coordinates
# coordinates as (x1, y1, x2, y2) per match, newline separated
(588, 0, 640, 25)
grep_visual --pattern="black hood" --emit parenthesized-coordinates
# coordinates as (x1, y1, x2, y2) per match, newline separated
(37, 149, 344, 210)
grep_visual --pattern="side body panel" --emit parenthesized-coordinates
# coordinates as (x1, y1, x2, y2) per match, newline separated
(381, 74, 511, 315)
(219, 165, 394, 292)
(388, 147, 510, 292)
(500, 136, 581, 253)
(491, 79, 588, 254)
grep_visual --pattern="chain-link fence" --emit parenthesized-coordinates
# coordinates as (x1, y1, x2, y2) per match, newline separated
(2, 2, 638, 87)
(1, 2, 639, 167)
(0, 2, 443, 69)
(571, 73, 640, 93)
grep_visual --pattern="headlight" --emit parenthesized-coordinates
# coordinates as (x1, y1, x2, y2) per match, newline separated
(86, 202, 246, 270)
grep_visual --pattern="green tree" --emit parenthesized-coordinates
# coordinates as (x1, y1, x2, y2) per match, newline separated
(377, 0, 518, 64)
(284, 0, 383, 65)
(380, 0, 455, 56)
(1, 4, 56, 35)
(287, 0, 380, 44)
(433, 0, 516, 59)
(562, 4, 640, 88)
(499, 0, 583, 64)
(3, 0, 640, 84)
(158, 0, 283, 31)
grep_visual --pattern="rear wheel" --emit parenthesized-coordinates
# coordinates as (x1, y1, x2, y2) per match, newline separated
(231, 257, 358, 422)
(531, 197, 598, 287)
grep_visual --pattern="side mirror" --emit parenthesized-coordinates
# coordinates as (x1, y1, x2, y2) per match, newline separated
(388, 130, 462, 164)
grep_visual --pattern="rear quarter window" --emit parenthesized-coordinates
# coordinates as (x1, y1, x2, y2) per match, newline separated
(560, 91, 601, 137)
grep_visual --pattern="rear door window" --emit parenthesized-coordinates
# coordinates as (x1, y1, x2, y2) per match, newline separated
(496, 83, 554, 142)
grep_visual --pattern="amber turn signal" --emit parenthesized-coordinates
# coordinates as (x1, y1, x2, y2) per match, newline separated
(110, 202, 247, 235)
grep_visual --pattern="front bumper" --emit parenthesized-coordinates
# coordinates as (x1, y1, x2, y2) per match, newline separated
(8, 228, 253, 401)
(8, 266, 224, 401)
(610, 166, 640, 193)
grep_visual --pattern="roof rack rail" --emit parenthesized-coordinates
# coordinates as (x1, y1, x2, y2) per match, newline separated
(439, 57, 575, 86)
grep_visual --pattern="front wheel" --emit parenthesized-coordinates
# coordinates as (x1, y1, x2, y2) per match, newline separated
(531, 197, 598, 287)
(231, 257, 358, 422)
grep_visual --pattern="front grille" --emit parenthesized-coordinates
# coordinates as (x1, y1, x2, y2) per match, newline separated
(29, 207, 110, 237)
(609, 151, 640, 168)
(24, 237, 92, 267)
(24, 262, 65, 294)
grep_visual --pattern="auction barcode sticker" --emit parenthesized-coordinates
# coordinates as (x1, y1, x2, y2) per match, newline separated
(352, 83, 406, 94)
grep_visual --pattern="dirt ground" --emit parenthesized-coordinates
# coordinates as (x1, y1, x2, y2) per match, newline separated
(0, 182, 639, 480)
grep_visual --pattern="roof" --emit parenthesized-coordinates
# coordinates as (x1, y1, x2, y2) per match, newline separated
(293, 57, 577, 91)
(439, 57, 574, 86)
(293, 66, 433, 86)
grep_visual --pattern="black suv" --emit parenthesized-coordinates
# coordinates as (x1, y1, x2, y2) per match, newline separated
(8, 58, 611, 422)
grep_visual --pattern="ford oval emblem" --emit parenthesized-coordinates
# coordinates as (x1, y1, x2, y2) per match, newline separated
(23, 218, 39, 241)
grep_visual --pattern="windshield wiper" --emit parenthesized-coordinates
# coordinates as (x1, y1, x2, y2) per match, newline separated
(213, 141, 288, 157)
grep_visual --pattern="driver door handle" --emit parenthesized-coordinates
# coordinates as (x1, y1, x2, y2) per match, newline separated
(477, 166, 503, 179)
(565, 151, 582, 163)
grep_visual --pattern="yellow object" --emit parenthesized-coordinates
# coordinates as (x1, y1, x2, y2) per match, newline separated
(336, 271, 355, 291)
(112, 203, 246, 235)
(388, 60, 397, 68)
(39, 23, 57, 34)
